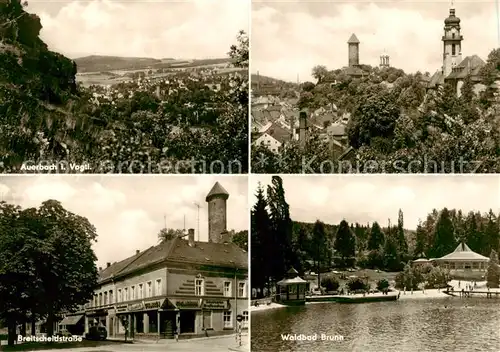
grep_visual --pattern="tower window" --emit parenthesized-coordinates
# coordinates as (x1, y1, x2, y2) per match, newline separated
(452, 33, 455, 39)
(452, 44, 456, 56)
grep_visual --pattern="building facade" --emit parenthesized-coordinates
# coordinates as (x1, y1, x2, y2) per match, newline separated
(82, 182, 248, 340)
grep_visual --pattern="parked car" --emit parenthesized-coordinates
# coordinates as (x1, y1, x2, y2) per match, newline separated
(56, 329, 72, 337)
(85, 326, 107, 341)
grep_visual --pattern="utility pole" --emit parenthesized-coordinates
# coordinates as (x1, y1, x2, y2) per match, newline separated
(164, 214, 167, 229)
(194, 203, 200, 241)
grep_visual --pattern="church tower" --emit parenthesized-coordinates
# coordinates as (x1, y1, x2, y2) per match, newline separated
(206, 182, 229, 243)
(442, 8, 463, 77)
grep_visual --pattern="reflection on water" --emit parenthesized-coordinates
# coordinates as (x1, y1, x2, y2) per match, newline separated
(251, 298, 500, 352)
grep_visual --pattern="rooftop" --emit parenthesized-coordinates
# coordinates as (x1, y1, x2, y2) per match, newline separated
(435, 242, 489, 261)
(205, 182, 229, 202)
(98, 235, 247, 284)
(348, 33, 360, 44)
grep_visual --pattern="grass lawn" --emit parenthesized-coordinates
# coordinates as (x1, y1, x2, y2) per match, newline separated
(1, 340, 119, 351)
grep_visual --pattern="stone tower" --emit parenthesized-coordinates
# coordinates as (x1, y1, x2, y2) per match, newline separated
(380, 55, 390, 68)
(442, 8, 463, 77)
(347, 33, 360, 67)
(206, 182, 229, 243)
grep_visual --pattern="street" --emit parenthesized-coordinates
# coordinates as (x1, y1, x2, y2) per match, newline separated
(0, 334, 249, 352)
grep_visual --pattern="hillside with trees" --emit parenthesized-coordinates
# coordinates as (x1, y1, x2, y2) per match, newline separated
(251, 176, 500, 295)
(0, 2, 248, 173)
(252, 52, 500, 173)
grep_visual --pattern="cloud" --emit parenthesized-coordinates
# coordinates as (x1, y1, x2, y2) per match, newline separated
(252, 1, 498, 82)
(26, 0, 249, 59)
(1, 176, 248, 267)
(251, 175, 500, 229)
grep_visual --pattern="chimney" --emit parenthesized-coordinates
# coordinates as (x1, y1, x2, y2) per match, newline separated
(136, 250, 140, 255)
(106, 262, 111, 268)
(188, 228, 195, 247)
(220, 231, 231, 244)
(299, 111, 308, 149)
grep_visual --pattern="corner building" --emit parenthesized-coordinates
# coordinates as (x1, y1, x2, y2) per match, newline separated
(83, 182, 248, 339)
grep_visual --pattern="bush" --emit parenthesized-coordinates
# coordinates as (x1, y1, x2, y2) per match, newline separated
(347, 277, 368, 291)
(424, 266, 451, 289)
(321, 277, 340, 292)
(377, 278, 390, 291)
(395, 263, 423, 290)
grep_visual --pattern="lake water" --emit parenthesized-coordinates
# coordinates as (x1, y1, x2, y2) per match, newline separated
(251, 298, 500, 352)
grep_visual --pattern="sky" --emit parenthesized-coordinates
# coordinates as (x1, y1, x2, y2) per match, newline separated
(25, 0, 249, 59)
(0, 175, 248, 267)
(252, 0, 499, 82)
(251, 175, 500, 230)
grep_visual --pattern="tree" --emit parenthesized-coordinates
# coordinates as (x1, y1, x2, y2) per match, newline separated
(430, 208, 456, 258)
(333, 220, 356, 267)
(347, 277, 368, 291)
(0, 200, 98, 345)
(348, 89, 400, 149)
(311, 220, 328, 285)
(158, 228, 184, 242)
(312, 65, 328, 84)
(251, 184, 271, 296)
(397, 209, 408, 257)
(232, 230, 248, 251)
(321, 277, 339, 292)
(486, 249, 500, 288)
(424, 266, 450, 289)
(368, 221, 385, 251)
(414, 220, 426, 258)
(228, 30, 248, 68)
(266, 176, 293, 284)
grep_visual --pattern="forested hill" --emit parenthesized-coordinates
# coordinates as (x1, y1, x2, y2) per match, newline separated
(251, 73, 293, 85)
(74, 55, 231, 73)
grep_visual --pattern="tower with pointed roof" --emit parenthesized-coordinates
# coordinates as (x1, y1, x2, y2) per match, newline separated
(206, 182, 229, 243)
(442, 7, 463, 77)
(347, 33, 360, 68)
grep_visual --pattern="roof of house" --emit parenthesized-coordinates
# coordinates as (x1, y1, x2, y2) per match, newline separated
(435, 242, 489, 261)
(206, 181, 229, 201)
(428, 70, 445, 88)
(348, 33, 360, 44)
(263, 122, 291, 144)
(327, 123, 346, 136)
(413, 258, 430, 262)
(446, 55, 486, 80)
(98, 236, 247, 283)
(277, 276, 308, 285)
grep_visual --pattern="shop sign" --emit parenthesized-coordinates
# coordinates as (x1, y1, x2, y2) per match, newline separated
(202, 300, 227, 309)
(175, 300, 200, 309)
(144, 300, 162, 310)
(128, 302, 144, 311)
(116, 305, 127, 313)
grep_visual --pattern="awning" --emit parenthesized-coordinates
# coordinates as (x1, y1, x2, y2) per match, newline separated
(59, 315, 83, 326)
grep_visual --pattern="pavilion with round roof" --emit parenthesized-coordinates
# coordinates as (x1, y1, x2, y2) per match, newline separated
(431, 242, 489, 271)
(276, 268, 307, 305)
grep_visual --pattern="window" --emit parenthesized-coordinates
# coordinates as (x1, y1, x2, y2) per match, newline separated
(131, 286, 136, 300)
(99, 293, 102, 306)
(223, 311, 232, 328)
(104, 292, 108, 305)
(147, 281, 152, 298)
(452, 44, 456, 56)
(238, 282, 246, 298)
(452, 33, 456, 39)
(124, 287, 128, 301)
(242, 311, 249, 328)
(138, 284, 143, 299)
(109, 290, 113, 304)
(224, 282, 232, 297)
(156, 279, 162, 296)
(94, 295, 97, 307)
(118, 289, 122, 303)
(195, 279, 204, 296)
